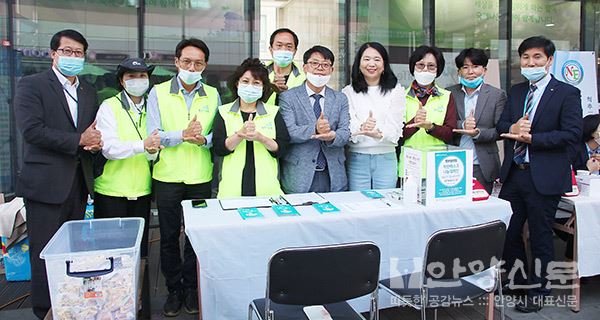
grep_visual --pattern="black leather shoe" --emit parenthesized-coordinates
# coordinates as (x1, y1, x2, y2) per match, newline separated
(163, 291, 183, 317)
(515, 296, 543, 313)
(499, 286, 526, 297)
(184, 288, 200, 314)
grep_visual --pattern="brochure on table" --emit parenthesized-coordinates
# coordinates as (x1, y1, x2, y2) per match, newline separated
(403, 145, 473, 206)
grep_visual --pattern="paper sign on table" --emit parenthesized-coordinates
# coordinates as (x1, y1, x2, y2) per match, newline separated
(272, 204, 300, 217)
(238, 208, 263, 220)
(312, 202, 340, 214)
(360, 190, 384, 199)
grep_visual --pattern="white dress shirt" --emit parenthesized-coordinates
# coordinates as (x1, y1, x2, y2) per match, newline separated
(96, 92, 157, 161)
(52, 66, 79, 127)
(525, 72, 552, 162)
(306, 83, 326, 113)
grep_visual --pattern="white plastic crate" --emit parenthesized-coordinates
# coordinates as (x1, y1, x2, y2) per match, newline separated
(40, 218, 144, 320)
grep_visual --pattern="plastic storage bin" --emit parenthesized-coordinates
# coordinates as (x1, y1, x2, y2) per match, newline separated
(40, 218, 144, 320)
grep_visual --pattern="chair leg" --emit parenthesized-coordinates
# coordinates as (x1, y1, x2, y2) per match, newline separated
(486, 293, 494, 320)
(248, 304, 254, 320)
(370, 290, 379, 320)
(433, 308, 437, 320)
(496, 266, 505, 320)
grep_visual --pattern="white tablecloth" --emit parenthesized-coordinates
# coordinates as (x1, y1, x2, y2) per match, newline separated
(560, 196, 600, 277)
(183, 192, 513, 320)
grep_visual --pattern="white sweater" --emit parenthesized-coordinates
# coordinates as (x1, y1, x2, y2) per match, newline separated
(342, 84, 406, 154)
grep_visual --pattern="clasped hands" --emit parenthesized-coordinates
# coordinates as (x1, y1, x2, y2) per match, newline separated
(79, 120, 103, 152)
(501, 114, 532, 144)
(453, 110, 480, 137)
(182, 115, 207, 145)
(405, 103, 434, 131)
(235, 114, 266, 142)
(311, 112, 336, 141)
(144, 129, 164, 154)
(352, 110, 382, 139)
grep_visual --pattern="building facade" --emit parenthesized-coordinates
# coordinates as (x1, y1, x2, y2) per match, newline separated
(0, 0, 599, 194)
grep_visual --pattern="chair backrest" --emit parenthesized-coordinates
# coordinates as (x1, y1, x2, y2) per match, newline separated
(423, 220, 506, 281)
(267, 241, 380, 305)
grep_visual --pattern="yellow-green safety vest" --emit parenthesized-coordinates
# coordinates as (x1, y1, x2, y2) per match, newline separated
(152, 78, 219, 184)
(398, 86, 451, 177)
(94, 92, 152, 197)
(217, 100, 283, 198)
(265, 60, 306, 105)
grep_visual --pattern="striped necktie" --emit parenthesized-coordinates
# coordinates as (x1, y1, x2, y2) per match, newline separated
(513, 84, 537, 165)
(312, 93, 327, 170)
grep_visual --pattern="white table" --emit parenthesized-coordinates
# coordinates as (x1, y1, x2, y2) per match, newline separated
(183, 192, 513, 320)
(554, 195, 600, 312)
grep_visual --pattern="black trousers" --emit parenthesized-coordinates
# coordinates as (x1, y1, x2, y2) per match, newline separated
(94, 193, 151, 257)
(153, 179, 211, 293)
(500, 165, 560, 297)
(26, 169, 87, 319)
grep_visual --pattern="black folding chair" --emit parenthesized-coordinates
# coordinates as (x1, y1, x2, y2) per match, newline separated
(379, 220, 506, 320)
(248, 241, 381, 320)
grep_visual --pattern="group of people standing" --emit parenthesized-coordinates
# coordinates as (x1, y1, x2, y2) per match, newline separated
(14, 26, 588, 318)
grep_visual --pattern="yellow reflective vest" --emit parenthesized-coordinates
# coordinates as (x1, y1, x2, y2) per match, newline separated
(94, 92, 152, 197)
(152, 78, 219, 184)
(217, 100, 283, 198)
(398, 86, 451, 177)
(265, 60, 306, 105)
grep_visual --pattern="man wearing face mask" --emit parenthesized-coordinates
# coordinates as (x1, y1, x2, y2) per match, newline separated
(279, 45, 351, 193)
(497, 36, 582, 313)
(94, 58, 158, 258)
(265, 28, 306, 104)
(14, 29, 100, 319)
(447, 48, 507, 194)
(146, 38, 221, 316)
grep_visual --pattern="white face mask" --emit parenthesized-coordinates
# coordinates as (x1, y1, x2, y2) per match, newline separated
(414, 71, 436, 86)
(178, 69, 203, 85)
(306, 72, 330, 88)
(124, 78, 150, 97)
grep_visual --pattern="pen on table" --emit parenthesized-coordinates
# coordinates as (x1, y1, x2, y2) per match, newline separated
(380, 199, 392, 207)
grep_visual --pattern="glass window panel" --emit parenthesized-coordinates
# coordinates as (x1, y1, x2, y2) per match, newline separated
(13, 0, 138, 103)
(434, 0, 505, 90)
(510, 0, 581, 86)
(348, 0, 424, 88)
(145, 0, 254, 104)
(0, 1, 12, 193)
(259, 0, 347, 89)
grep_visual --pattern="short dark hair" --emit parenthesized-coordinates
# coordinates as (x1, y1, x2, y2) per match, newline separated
(269, 28, 299, 49)
(518, 36, 555, 58)
(303, 45, 335, 65)
(408, 45, 445, 77)
(455, 48, 489, 69)
(175, 38, 210, 62)
(582, 114, 600, 142)
(227, 58, 276, 102)
(50, 29, 88, 52)
(351, 42, 397, 94)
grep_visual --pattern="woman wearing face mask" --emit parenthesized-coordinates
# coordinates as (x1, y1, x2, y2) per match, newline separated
(399, 45, 457, 178)
(212, 58, 290, 198)
(94, 58, 158, 257)
(342, 42, 405, 190)
(570, 114, 600, 174)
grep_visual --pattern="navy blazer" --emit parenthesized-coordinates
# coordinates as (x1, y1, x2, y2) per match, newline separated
(14, 69, 98, 204)
(496, 75, 582, 195)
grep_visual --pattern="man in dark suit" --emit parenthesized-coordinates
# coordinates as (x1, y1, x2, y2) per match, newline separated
(497, 36, 582, 312)
(14, 29, 101, 319)
(448, 48, 507, 194)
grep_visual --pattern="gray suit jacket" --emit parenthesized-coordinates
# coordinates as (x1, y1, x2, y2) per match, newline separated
(279, 84, 351, 193)
(447, 83, 507, 182)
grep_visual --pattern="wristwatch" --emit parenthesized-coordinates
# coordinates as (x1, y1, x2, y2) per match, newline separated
(426, 123, 436, 134)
